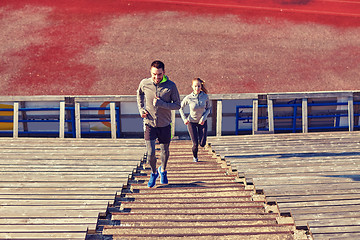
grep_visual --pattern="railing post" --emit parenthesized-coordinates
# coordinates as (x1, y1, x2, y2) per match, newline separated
(302, 98, 308, 133)
(110, 102, 116, 139)
(59, 101, 65, 138)
(75, 102, 81, 138)
(116, 102, 121, 138)
(267, 99, 274, 133)
(252, 99, 258, 135)
(171, 110, 176, 138)
(348, 96, 354, 131)
(216, 100, 222, 137)
(13, 102, 19, 138)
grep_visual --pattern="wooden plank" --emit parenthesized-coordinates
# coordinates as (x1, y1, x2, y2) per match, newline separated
(271, 194, 360, 203)
(0, 217, 98, 224)
(13, 102, 19, 138)
(0, 149, 145, 155)
(277, 199, 360, 209)
(232, 165, 360, 175)
(75, 102, 81, 138)
(0, 199, 113, 206)
(252, 99, 258, 134)
(310, 225, 360, 235)
(0, 139, 145, 145)
(293, 211, 360, 222)
(257, 183, 360, 193)
(302, 98, 308, 133)
(267, 99, 274, 132)
(0, 208, 104, 217)
(0, 175, 131, 182)
(308, 218, 360, 227)
(2, 166, 134, 175)
(5, 92, 355, 103)
(74, 95, 136, 102)
(59, 101, 65, 138)
(0, 232, 86, 239)
(0, 194, 116, 200)
(0, 181, 126, 188)
(0, 96, 66, 102)
(263, 188, 360, 197)
(110, 102, 116, 139)
(311, 232, 360, 240)
(216, 100, 222, 137)
(348, 96, 354, 131)
(0, 188, 122, 194)
(209, 93, 260, 100)
(280, 204, 360, 215)
(0, 224, 90, 232)
(209, 131, 360, 141)
(0, 162, 138, 168)
(225, 156, 360, 165)
(249, 176, 359, 186)
(0, 159, 141, 165)
(267, 91, 354, 100)
(0, 205, 108, 211)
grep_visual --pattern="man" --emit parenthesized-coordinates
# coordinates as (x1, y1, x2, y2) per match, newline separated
(137, 60, 181, 188)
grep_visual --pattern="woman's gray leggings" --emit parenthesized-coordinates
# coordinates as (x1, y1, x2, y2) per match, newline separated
(146, 140, 170, 173)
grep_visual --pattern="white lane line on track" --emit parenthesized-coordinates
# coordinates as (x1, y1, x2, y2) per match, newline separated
(128, 0, 360, 17)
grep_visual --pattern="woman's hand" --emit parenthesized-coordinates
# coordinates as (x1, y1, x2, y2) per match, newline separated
(199, 121, 205, 125)
(141, 110, 148, 118)
(184, 119, 190, 125)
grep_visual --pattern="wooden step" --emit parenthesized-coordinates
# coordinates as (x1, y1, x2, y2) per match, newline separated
(119, 196, 253, 203)
(116, 219, 278, 227)
(128, 189, 250, 198)
(111, 232, 294, 240)
(103, 224, 294, 235)
(119, 206, 266, 214)
(112, 212, 279, 221)
(100, 140, 295, 239)
(130, 182, 246, 191)
(118, 201, 264, 210)
(0, 138, 146, 239)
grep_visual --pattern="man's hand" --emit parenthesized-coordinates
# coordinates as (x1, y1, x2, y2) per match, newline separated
(153, 96, 160, 106)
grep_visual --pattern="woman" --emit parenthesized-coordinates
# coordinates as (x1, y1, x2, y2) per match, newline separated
(179, 78, 211, 162)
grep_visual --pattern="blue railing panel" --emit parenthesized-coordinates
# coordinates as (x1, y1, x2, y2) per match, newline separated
(236, 100, 356, 134)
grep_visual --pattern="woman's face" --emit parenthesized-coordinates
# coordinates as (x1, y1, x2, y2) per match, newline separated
(192, 80, 202, 94)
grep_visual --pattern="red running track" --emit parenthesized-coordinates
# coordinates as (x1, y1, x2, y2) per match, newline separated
(0, 0, 359, 95)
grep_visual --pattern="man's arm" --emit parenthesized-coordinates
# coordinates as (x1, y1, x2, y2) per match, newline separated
(136, 82, 148, 117)
(154, 85, 181, 110)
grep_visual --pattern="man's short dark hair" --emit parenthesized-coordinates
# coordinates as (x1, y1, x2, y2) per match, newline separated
(151, 60, 165, 71)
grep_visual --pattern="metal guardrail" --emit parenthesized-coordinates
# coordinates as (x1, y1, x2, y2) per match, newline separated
(0, 91, 359, 138)
(236, 98, 360, 135)
(0, 105, 121, 138)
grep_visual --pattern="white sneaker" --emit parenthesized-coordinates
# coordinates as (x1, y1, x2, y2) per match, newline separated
(193, 157, 198, 162)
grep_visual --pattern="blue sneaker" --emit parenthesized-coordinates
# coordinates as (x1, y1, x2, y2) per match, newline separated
(158, 166, 168, 184)
(147, 171, 159, 188)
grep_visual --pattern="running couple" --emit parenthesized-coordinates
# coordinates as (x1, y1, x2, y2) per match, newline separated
(137, 60, 211, 188)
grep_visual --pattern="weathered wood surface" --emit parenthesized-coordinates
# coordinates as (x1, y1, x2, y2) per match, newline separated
(0, 138, 145, 239)
(102, 141, 301, 240)
(208, 132, 360, 240)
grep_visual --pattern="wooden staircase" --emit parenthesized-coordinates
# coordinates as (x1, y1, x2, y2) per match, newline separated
(101, 140, 296, 239)
(208, 132, 360, 240)
(0, 138, 145, 240)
